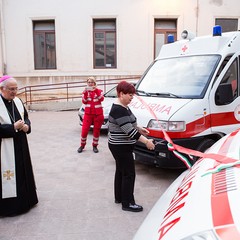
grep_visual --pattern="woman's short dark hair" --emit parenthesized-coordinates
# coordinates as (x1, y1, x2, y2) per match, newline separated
(116, 81, 136, 97)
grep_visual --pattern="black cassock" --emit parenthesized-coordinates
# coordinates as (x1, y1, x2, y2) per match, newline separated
(0, 95, 38, 216)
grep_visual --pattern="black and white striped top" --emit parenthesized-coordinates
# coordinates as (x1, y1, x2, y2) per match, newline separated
(108, 103, 141, 145)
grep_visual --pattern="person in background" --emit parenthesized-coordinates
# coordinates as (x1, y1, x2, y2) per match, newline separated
(78, 77, 104, 153)
(108, 81, 155, 212)
(0, 75, 38, 216)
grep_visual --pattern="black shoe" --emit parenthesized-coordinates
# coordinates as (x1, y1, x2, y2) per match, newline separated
(77, 146, 83, 153)
(93, 146, 99, 153)
(122, 203, 143, 212)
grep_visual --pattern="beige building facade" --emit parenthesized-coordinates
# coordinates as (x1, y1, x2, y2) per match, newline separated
(0, 0, 240, 87)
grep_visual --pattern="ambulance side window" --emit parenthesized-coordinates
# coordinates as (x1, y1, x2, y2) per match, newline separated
(215, 58, 238, 105)
(223, 60, 238, 96)
(214, 56, 231, 83)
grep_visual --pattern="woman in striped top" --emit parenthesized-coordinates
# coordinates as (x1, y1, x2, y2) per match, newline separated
(108, 81, 155, 212)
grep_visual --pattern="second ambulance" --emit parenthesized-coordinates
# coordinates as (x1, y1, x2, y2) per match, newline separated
(133, 128, 240, 240)
(132, 26, 240, 168)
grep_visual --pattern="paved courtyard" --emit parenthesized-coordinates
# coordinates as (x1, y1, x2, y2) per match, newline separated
(0, 110, 182, 240)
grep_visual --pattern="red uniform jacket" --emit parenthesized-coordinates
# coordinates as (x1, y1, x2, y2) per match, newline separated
(82, 88, 104, 115)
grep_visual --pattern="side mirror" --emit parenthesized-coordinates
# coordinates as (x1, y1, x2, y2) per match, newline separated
(215, 83, 234, 105)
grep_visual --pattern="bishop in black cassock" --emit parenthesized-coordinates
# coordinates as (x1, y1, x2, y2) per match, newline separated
(0, 75, 38, 216)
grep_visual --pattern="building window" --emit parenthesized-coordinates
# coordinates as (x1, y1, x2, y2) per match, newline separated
(154, 19, 177, 58)
(215, 18, 238, 32)
(93, 19, 116, 68)
(33, 20, 56, 69)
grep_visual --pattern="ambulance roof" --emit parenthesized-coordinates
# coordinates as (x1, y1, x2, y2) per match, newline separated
(158, 31, 240, 59)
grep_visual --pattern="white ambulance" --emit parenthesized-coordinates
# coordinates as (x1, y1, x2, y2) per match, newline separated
(133, 128, 240, 240)
(132, 26, 240, 168)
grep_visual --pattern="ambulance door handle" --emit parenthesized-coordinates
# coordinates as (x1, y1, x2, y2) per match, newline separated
(195, 114, 205, 126)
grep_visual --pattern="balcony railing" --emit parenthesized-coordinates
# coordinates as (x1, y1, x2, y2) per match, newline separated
(17, 76, 140, 106)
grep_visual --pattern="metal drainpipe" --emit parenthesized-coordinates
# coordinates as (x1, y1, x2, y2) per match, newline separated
(0, 0, 7, 75)
(196, 0, 199, 36)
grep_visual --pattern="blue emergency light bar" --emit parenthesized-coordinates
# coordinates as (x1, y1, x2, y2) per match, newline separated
(167, 34, 174, 43)
(213, 25, 222, 36)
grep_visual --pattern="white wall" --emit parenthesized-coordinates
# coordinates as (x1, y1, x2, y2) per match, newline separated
(1, 0, 240, 87)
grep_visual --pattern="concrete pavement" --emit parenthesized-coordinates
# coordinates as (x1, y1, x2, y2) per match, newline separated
(0, 110, 182, 240)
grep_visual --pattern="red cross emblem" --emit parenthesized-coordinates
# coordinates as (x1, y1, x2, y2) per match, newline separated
(182, 45, 188, 53)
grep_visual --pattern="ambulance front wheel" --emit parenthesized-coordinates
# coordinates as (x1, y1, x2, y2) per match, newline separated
(192, 138, 216, 164)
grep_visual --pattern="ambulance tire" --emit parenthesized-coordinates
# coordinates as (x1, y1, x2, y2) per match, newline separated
(192, 139, 216, 164)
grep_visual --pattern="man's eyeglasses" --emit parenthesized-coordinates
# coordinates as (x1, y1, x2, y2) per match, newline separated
(5, 87, 18, 92)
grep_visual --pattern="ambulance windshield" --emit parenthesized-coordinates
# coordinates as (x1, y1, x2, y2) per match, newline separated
(137, 55, 220, 98)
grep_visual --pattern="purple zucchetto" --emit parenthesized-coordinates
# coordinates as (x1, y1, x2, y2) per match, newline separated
(0, 75, 12, 83)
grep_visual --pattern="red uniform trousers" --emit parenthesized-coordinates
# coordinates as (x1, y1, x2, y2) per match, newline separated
(80, 113, 104, 147)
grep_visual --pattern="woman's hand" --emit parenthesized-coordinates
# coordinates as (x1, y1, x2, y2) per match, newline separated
(138, 126, 149, 136)
(145, 139, 155, 151)
(85, 86, 93, 91)
(139, 135, 155, 151)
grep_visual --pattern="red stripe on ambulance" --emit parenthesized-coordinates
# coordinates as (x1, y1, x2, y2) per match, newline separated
(157, 166, 200, 239)
(211, 130, 240, 239)
(149, 112, 238, 139)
